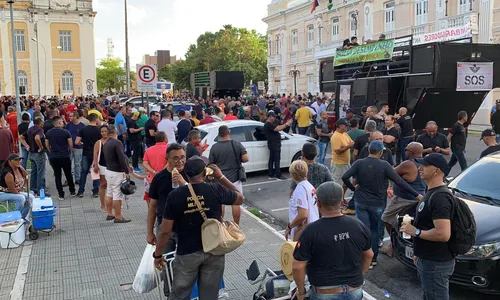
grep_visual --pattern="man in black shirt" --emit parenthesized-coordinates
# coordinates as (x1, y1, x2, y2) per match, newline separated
(342, 141, 423, 267)
(18, 113, 31, 170)
(447, 111, 468, 172)
(19, 118, 46, 196)
(126, 112, 144, 172)
(293, 182, 373, 300)
(153, 156, 244, 300)
(144, 111, 159, 148)
(396, 107, 414, 161)
(45, 116, 75, 201)
(416, 121, 450, 156)
(479, 129, 500, 158)
(264, 111, 292, 180)
(401, 153, 454, 300)
(75, 113, 101, 198)
(358, 131, 394, 165)
(102, 126, 131, 223)
(383, 115, 400, 163)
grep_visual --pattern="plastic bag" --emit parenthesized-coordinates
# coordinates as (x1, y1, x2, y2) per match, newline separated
(133, 244, 158, 293)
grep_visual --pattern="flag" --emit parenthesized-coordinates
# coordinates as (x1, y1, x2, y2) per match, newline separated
(311, 0, 319, 13)
(328, 0, 333, 10)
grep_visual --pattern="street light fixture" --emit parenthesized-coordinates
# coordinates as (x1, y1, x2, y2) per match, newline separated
(288, 64, 300, 96)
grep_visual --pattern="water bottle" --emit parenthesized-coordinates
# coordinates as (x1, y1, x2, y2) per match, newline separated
(172, 168, 179, 189)
(39, 188, 45, 200)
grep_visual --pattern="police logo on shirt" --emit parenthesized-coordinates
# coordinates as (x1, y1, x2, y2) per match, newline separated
(418, 201, 425, 212)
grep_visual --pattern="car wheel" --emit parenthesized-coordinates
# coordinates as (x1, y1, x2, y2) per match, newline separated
(291, 152, 301, 163)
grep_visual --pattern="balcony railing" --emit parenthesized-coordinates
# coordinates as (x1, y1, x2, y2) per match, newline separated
(439, 11, 478, 34)
(305, 48, 314, 56)
(314, 40, 343, 59)
(290, 52, 297, 59)
(267, 54, 281, 67)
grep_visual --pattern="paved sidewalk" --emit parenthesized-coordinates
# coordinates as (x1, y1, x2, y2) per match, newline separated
(2, 168, 285, 300)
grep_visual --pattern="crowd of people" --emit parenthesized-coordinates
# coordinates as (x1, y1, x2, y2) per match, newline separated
(0, 91, 498, 300)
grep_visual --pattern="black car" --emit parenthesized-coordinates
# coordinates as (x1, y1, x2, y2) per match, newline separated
(391, 152, 500, 294)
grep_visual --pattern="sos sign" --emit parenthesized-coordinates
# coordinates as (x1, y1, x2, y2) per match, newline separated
(457, 62, 494, 91)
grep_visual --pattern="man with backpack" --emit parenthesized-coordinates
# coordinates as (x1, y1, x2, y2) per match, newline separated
(401, 153, 475, 300)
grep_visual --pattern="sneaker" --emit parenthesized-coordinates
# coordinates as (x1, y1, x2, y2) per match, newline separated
(92, 193, 99, 198)
(368, 265, 374, 270)
(75, 180, 80, 185)
(77, 192, 84, 198)
(58, 196, 64, 201)
(268, 175, 275, 180)
(133, 168, 142, 173)
(371, 259, 378, 267)
(342, 209, 356, 215)
(276, 175, 288, 180)
(70, 191, 76, 197)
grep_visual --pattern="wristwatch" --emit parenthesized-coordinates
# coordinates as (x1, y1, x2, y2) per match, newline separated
(152, 252, 163, 259)
(415, 229, 421, 237)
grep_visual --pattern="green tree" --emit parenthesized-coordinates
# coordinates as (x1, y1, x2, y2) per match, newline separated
(165, 25, 267, 90)
(96, 58, 126, 93)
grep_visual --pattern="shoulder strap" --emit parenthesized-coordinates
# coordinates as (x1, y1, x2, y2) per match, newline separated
(187, 183, 208, 221)
(230, 140, 241, 166)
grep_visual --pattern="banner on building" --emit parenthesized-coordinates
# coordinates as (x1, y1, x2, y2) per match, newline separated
(334, 40, 395, 67)
(413, 22, 472, 45)
(456, 62, 493, 91)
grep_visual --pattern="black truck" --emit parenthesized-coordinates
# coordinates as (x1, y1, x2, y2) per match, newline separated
(320, 36, 500, 134)
(191, 71, 244, 99)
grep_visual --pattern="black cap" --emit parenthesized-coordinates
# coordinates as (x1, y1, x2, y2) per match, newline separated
(336, 118, 349, 127)
(416, 153, 449, 175)
(7, 153, 22, 161)
(267, 111, 276, 117)
(480, 129, 496, 140)
(185, 156, 209, 177)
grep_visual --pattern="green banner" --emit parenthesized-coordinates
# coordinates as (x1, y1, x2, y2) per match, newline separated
(334, 40, 395, 67)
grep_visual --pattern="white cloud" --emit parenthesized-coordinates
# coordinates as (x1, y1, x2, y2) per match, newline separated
(93, 0, 270, 67)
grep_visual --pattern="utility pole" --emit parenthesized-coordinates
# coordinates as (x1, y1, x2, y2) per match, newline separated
(124, 0, 131, 96)
(8, 0, 22, 135)
(33, 24, 41, 97)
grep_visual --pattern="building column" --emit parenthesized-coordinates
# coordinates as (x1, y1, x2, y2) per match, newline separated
(1, 17, 12, 95)
(267, 67, 273, 95)
(280, 28, 287, 95)
(315, 59, 321, 94)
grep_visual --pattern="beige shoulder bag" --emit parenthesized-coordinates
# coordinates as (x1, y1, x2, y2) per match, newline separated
(187, 183, 246, 255)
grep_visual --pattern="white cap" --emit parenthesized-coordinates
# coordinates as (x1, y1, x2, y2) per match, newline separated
(138, 107, 146, 112)
(131, 108, 138, 113)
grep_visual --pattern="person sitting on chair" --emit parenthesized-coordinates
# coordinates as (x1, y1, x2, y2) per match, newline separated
(0, 153, 33, 219)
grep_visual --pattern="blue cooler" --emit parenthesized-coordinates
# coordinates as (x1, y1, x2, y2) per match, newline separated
(32, 197, 55, 230)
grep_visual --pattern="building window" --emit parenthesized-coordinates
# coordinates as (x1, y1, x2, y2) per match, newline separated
(291, 30, 298, 52)
(385, 1, 395, 32)
(331, 18, 340, 41)
(349, 12, 358, 37)
(59, 31, 72, 52)
(268, 39, 272, 56)
(14, 30, 26, 52)
(415, 0, 428, 25)
(276, 35, 281, 55)
(18, 70, 28, 94)
(307, 25, 314, 49)
(307, 74, 314, 93)
(62, 71, 74, 93)
(458, 0, 474, 15)
(318, 26, 323, 44)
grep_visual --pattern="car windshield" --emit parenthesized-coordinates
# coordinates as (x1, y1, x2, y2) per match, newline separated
(198, 129, 209, 141)
(448, 156, 500, 203)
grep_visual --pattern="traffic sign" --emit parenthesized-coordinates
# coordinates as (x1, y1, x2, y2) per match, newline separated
(137, 64, 158, 93)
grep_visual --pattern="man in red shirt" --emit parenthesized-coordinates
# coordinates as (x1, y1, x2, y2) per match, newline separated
(223, 107, 238, 121)
(141, 131, 168, 203)
(199, 108, 217, 125)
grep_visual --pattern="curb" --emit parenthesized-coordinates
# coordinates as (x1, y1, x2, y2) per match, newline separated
(241, 207, 378, 300)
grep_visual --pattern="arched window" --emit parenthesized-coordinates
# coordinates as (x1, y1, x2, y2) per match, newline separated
(62, 71, 74, 94)
(18, 70, 28, 94)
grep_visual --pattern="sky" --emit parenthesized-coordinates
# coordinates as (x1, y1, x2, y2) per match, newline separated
(93, 0, 270, 68)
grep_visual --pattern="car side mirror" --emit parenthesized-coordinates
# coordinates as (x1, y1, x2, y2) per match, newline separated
(246, 260, 260, 281)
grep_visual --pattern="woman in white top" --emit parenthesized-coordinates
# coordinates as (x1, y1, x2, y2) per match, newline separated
(93, 125, 109, 213)
(285, 160, 320, 241)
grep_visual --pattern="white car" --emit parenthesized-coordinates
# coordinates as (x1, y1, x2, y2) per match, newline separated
(196, 120, 317, 173)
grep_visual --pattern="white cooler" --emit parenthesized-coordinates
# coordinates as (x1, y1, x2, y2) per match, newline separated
(0, 211, 25, 249)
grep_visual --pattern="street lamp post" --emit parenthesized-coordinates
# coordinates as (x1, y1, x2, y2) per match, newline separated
(8, 0, 22, 137)
(288, 64, 300, 95)
(124, 0, 131, 96)
(31, 37, 47, 97)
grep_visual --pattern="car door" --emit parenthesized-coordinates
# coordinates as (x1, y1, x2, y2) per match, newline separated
(214, 125, 254, 172)
(245, 125, 269, 171)
(280, 132, 292, 167)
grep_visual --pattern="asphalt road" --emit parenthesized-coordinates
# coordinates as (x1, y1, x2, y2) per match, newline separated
(241, 135, 498, 300)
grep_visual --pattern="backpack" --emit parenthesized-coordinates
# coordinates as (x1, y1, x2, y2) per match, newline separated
(428, 186, 476, 256)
